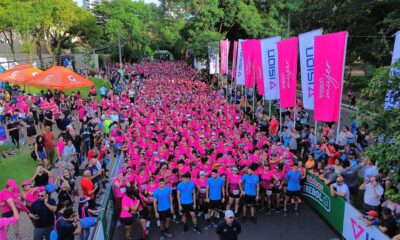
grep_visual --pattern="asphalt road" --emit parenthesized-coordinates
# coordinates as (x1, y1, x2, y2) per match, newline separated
(113, 201, 340, 240)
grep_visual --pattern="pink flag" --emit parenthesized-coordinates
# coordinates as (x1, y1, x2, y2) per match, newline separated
(241, 40, 264, 93)
(241, 40, 256, 88)
(220, 40, 230, 74)
(231, 41, 238, 79)
(314, 32, 348, 122)
(277, 37, 298, 108)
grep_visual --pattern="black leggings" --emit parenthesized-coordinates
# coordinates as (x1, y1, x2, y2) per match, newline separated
(10, 134, 19, 148)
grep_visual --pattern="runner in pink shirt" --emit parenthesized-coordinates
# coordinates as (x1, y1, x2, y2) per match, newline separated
(226, 167, 242, 214)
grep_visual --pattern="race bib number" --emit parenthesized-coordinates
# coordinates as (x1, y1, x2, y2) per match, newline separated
(233, 190, 240, 195)
(199, 188, 207, 193)
(266, 190, 272, 196)
(141, 184, 147, 190)
(120, 187, 126, 194)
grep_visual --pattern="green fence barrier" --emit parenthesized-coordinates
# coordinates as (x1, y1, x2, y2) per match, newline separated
(303, 171, 390, 240)
(302, 172, 345, 233)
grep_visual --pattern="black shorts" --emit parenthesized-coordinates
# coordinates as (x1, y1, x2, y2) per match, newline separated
(287, 190, 301, 197)
(138, 209, 149, 220)
(158, 209, 172, 221)
(120, 217, 133, 225)
(272, 188, 281, 194)
(181, 203, 195, 214)
(243, 195, 256, 205)
(229, 192, 240, 199)
(208, 199, 221, 209)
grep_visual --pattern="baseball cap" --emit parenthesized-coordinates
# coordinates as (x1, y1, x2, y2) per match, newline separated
(22, 180, 31, 187)
(199, 171, 206, 176)
(232, 167, 239, 172)
(366, 210, 378, 217)
(225, 210, 234, 218)
(6, 179, 17, 189)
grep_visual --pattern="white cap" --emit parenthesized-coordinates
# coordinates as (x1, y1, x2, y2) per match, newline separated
(225, 210, 234, 218)
(199, 171, 206, 176)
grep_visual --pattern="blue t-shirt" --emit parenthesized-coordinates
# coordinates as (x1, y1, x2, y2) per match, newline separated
(153, 186, 172, 211)
(241, 174, 259, 196)
(286, 170, 302, 191)
(207, 177, 225, 200)
(177, 181, 195, 204)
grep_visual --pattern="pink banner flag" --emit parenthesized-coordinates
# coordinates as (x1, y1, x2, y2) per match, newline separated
(277, 37, 298, 108)
(241, 40, 256, 88)
(241, 40, 264, 93)
(314, 32, 348, 122)
(254, 40, 264, 95)
(231, 41, 238, 79)
(220, 40, 230, 74)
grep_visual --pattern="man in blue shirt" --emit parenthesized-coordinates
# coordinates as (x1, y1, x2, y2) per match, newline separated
(177, 172, 201, 233)
(284, 163, 303, 216)
(239, 165, 259, 224)
(206, 169, 225, 229)
(153, 178, 174, 239)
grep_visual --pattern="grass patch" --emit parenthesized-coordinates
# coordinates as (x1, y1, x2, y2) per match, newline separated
(0, 152, 36, 188)
(20, 76, 111, 101)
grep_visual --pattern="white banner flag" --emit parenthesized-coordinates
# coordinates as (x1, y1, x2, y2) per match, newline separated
(235, 39, 246, 85)
(384, 31, 400, 110)
(299, 29, 323, 110)
(261, 36, 281, 100)
(208, 43, 219, 74)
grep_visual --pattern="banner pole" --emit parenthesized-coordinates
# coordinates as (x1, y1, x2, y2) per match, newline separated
(293, 107, 297, 128)
(253, 87, 255, 120)
(279, 103, 282, 134)
(269, 100, 272, 118)
(315, 120, 318, 143)
(336, 33, 348, 140)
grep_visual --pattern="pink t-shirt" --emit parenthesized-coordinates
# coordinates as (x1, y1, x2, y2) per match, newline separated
(120, 195, 135, 218)
(228, 174, 242, 194)
(113, 178, 127, 198)
(145, 183, 158, 203)
(260, 170, 274, 190)
(55, 141, 65, 156)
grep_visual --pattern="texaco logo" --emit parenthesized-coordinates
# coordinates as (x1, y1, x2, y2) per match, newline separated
(68, 75, 77, 83)
(9, 71, 19, 78)
(44, 75, 53, 82)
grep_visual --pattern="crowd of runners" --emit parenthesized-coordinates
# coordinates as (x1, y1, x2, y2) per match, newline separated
(0, 61, 399, 240)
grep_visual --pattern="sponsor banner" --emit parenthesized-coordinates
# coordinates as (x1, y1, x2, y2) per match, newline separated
(277, 37, 298, 108)
(299, 29, 323, 110)
(314, 32, 348, 122)
(232, 41, 238, 79)
(261, 36, 281, 100)
(302, 172, 345, 234)
(241, 40, 257, 88)
(220, 39, 230, 74)
(342, 202, 390, 240)
(208, 43, 220, 74)
(384, 31, 400, 110)
(236, 39, 246, 85)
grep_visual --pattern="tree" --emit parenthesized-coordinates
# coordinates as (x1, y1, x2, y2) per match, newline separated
(356, 62, 400, 180)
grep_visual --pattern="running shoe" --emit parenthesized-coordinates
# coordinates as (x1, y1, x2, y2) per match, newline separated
(194, 225, 201, 234)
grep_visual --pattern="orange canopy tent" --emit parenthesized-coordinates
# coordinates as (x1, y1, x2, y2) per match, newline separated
(25, 66, 94, 90)
(0, 64, 43, 84)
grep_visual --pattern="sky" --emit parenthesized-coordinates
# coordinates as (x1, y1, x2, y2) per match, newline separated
(75, 0, 160, 7)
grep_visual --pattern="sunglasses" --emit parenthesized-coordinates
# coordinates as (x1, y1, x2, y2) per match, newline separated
(38, 194, 45, 198)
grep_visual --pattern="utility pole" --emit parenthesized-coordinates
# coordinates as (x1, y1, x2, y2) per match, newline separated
(118, 36, 122, 68)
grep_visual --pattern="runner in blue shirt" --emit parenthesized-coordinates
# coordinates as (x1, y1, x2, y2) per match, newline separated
(239, 165, 259, 224)
(153, 178, 174, 239)
(205, 169, 225, 229)
(177, 172, 201, 233)
(284, 163, 303, 216)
